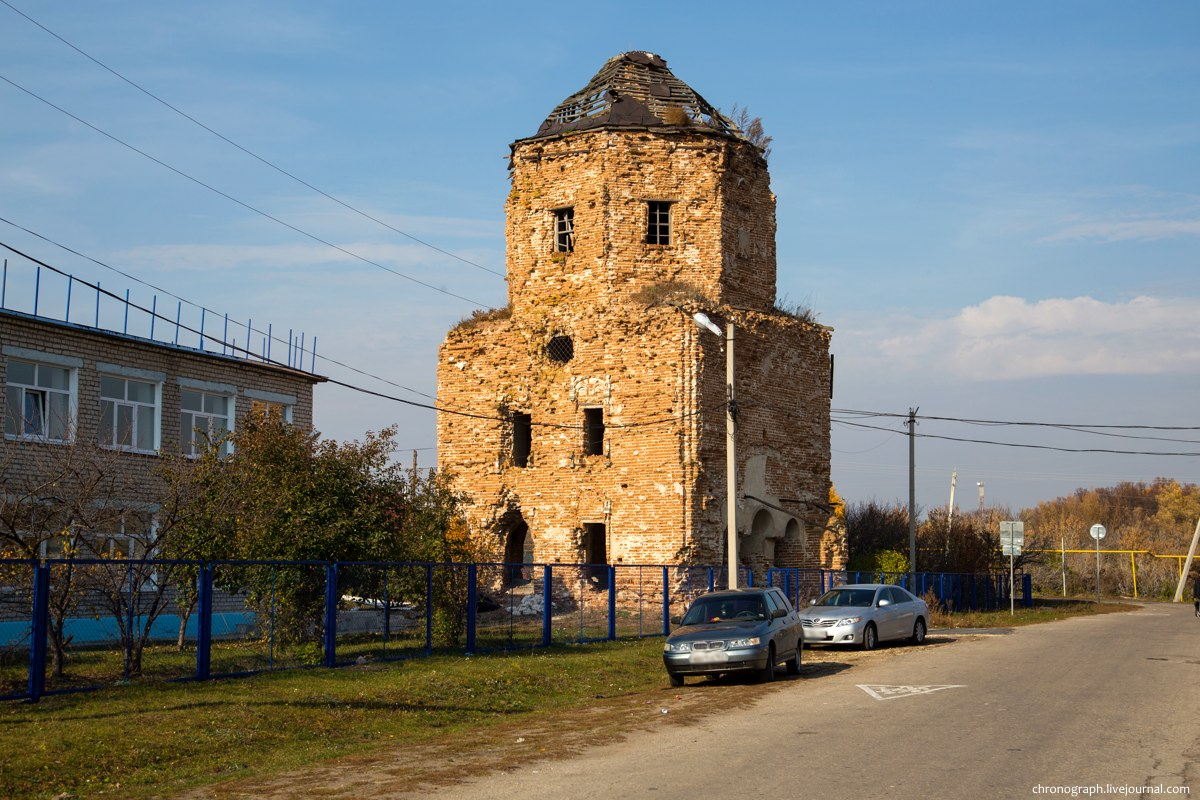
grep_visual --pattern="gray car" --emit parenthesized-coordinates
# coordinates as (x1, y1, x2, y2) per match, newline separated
(662, 587, 803, 687)
(799, 583, 929, 650)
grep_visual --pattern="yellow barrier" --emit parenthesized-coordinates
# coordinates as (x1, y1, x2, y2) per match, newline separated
(1023, 549, 1191, 600)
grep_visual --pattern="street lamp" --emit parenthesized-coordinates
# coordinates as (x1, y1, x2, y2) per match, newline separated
(693, 312, 739, 589)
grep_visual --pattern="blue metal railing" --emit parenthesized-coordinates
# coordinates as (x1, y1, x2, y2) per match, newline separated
(0, 558, 1023, 703)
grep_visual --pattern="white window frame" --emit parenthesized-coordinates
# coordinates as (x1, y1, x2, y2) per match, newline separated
(178, 378, 235, 458)
(97, 363, 164, 454)
(245, 388, 295, 423)
(88, 511, 160, 590)
(3, 348, 80, 443)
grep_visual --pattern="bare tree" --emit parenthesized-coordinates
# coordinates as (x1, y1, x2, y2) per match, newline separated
(729, 104, 773, 159)
(0, 435, 180, 676)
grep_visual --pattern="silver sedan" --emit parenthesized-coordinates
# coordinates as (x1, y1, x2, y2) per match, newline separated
(799, 583, 929, 650)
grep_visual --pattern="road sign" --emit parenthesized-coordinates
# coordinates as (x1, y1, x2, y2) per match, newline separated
(1000, 521, 1024, 555)
(1090, 524, 1107, 541)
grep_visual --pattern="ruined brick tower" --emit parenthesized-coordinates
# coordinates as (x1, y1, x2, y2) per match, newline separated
(437, 52, 843, 581)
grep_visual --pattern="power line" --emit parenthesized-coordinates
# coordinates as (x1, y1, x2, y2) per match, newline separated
(834, 419, 1200, 457)
(0, 0, 505, 281)
(833, 407, 1200, 432)
(0, 73, 491, 308)
(0, 237, 695, 432)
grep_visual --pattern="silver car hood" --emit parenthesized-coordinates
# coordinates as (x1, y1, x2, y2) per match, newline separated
(800, 607, 870, 621)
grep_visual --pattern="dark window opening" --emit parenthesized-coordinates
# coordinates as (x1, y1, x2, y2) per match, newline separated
(583, 407, 604, 456)
(645, 201, 671, 245)
(554, 208, 575, 253)
(583, 522, 607, 585)
(546, 335, 574, 363)
(511, 412, 531, 468)
(503, 518, 532, 587)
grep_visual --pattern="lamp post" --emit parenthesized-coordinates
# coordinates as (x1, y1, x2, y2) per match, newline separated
(693, 312, 739, 589)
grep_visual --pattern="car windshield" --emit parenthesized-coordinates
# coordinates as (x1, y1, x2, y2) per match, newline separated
(681, 596, 768, 625)
(812, 588, 877, 608)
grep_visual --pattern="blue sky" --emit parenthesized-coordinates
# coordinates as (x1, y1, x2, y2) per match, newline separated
(1, 1, 1198, 517)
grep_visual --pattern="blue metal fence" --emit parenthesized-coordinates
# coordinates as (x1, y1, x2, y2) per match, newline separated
(0, 558, 1025, 703)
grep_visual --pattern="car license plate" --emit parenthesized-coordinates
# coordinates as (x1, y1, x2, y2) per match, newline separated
(691, 650, 728, 665)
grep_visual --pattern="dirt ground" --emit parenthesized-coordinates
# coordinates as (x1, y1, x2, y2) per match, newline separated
(167, 637, 961, 800)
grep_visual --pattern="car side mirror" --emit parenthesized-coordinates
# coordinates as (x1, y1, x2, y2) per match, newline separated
(808, 599, 816, 606)
(877, 598, 890, 607)
(670, 615, 682, 625)
(772, 607, 787, 619)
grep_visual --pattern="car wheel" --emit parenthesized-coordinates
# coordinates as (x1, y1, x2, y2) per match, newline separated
(861, 622, 878, 651)
(786, 639, 802, 675)
(910, 618, 927, 645)
(669, 673, 685, 688)
(758, 644, 776, 683)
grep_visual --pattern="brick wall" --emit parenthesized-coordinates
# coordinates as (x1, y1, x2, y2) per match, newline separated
(438, 123, 845, 576)
(0, 311, 321, 512)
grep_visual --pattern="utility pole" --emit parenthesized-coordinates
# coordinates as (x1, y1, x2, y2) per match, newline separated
(725, 322, 738, 589)
(947, 470, 957, 563)
(907, 408, 918, 582)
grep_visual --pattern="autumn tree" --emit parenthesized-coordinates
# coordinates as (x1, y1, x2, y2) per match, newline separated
(0, 436, 176, 677)
(161, 415, 485, 647)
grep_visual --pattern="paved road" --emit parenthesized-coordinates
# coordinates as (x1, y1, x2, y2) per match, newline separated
(416, 603, 1199, 799)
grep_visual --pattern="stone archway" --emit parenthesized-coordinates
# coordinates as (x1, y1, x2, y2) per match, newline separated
(750, 507, 776, 565)
(500, 512, 532, 587)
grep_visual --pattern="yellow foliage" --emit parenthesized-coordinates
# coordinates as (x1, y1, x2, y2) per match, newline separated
(828, 484, 846, 521)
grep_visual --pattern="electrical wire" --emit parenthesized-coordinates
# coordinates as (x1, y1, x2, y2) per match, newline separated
(0, 238, 697, 432)
(834, 419, 1200, 457)
(0, 0, 505, 281)
(0, 73, 491, 308)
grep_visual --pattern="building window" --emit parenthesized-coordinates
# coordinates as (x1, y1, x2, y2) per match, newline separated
(180, 389, 232, 457)
(554, 208, 575, 253)
(99, 375, 159, 452)
(645, 201, 671, 245)
(511, 412, 531, 468)
(582, 522, 607, 585)
(583, 407, 604, 456)
(250, 398, 292, 422)
(4, 359, 73, 441)
(546, 335, 574, 363)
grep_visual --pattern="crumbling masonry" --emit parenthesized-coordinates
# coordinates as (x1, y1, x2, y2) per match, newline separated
(437, 52, 846, 584)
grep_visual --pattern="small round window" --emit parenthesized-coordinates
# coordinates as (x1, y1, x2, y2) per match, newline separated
(546, 335, 574, 363)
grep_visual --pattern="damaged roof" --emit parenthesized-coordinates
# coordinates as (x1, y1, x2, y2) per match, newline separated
(531, 51, 743, 140)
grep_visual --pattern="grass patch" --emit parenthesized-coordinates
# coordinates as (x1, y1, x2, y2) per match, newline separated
(0, 639, 667, 799)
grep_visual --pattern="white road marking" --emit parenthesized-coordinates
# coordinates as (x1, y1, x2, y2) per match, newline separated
(858, 684, 966, 701)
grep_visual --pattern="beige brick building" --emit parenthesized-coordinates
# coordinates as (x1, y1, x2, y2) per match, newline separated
(437, 52, 844, 582)
(0, 308, 323, 557)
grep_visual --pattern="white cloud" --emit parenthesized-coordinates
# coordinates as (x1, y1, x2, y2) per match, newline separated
(866, 295, 1200, 381)
(1041, 218, 1200, 242)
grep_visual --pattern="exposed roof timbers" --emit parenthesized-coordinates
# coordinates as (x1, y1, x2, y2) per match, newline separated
(532, 51, 743, 141)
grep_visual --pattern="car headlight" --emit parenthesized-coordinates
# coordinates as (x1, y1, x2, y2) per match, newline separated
(834, 617, 861, 626)
(726, 636, 761, 648)
(664, 641, 692, 653)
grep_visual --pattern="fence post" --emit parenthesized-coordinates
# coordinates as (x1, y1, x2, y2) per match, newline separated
(125, 560, 135, 681)
(1023, 573, 1033, 608)
(707, 567, 714, 594)
(425, 564, 434, 656)
(607, 566, 617, 641)
(323, 564, 338, 668)
(196, 564, 214, 681)
(28, 562, 49, 703)
(662, 567, 670, 636)
(541, 565, 552, 647)
(465, 563, 477, 655)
